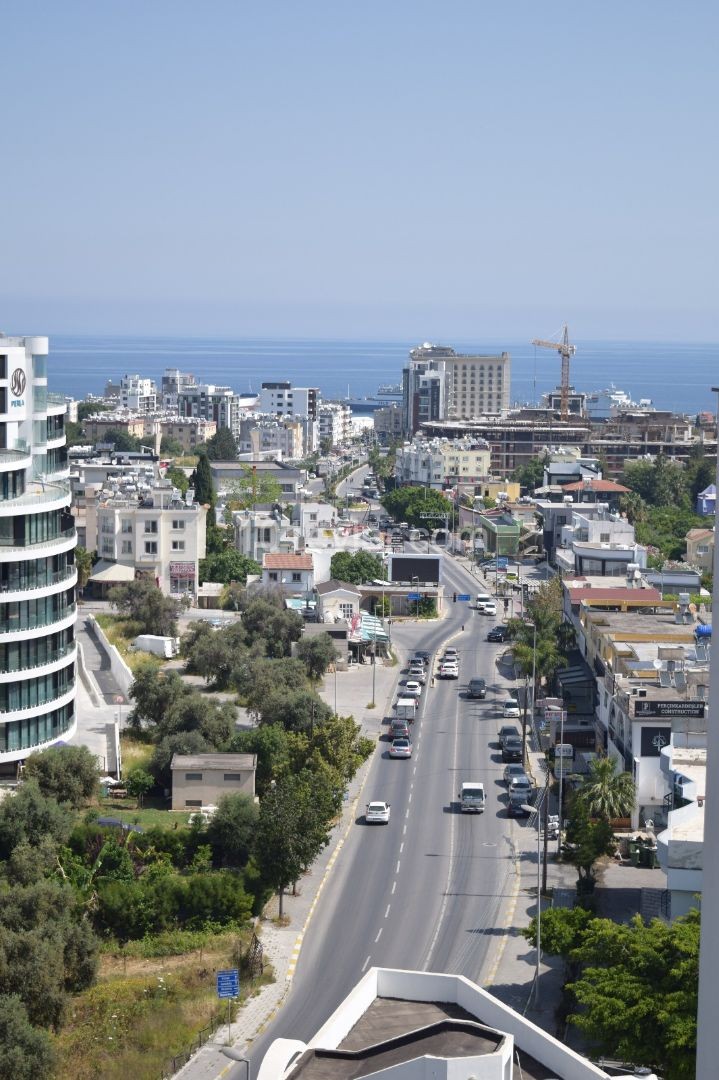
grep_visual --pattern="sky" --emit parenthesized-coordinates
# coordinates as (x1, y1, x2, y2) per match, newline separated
(2, 1, 717, 341)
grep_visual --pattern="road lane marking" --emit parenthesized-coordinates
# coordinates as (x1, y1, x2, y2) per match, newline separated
(399, 842, 404, 854)
(396, 860, 401, 873)
(361, 955, 371, 972)
(403, 824, 407, 835)
(375, 929, 383, 942)
(408, 792, 412, 803)
(405, 809, 410, 819)
(385, 904, 391, 918)
(391, 881, 397, 894)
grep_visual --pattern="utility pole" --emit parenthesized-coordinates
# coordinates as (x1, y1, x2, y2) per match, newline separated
(542, 769, 550, 894)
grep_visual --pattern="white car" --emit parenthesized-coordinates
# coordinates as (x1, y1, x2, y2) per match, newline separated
(503, 699, 521, 718)
(508, 775, 533, 797)
(440, 663, 459, 680)
(479, 601, 498, 616)
(365, 800, 391, 824)
(389, 737, 412, 759)
(404, 680, 423, 697)
(408, 666, 427, 684)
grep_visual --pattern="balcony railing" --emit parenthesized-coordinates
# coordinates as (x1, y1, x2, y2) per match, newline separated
(0, 527, 76, 554)
(0, 603, 76, 636)
(0, 679, 75, 715)
(0, 642, 76, 676)
(0, 567, 77, 595)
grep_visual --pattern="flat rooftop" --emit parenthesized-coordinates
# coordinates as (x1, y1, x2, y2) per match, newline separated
(586, 609, 696, 638)
(287, 998, 556, 1080)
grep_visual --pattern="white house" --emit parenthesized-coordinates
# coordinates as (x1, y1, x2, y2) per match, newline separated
(261, 552, 314, 594)
(315, 579, 362, 623)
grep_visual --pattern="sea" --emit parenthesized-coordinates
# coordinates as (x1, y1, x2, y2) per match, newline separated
(45, 335, 719, 416)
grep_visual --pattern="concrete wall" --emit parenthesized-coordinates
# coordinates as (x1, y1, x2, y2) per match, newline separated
(171, 768, 255, 810)
(86, 615, 133, 698)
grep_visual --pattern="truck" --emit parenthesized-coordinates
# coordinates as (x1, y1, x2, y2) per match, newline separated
(132, 634, 180, 659)
(395, 697, 419, 722)
(458, 782, 485, 813)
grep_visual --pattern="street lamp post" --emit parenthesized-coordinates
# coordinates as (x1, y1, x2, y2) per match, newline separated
(521, 621, 537, 767)
(523, 803, 542, 1006)
(370, 624, 377, 708)
(557, 707, 566, 855)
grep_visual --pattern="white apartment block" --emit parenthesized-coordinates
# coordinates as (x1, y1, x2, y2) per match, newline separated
(87, 481, 207, 598)
(318, 402, 352, 448)
(233, 507, 293, 563)
(160, 368, 197, 410)
(120, 374, 158, 413)
(555, 506, 647, 576)
(259, 381, 319, 421)
(395, 437, 491, 490)
(0, 334, 77, 769)
(238, 416, 304, 459)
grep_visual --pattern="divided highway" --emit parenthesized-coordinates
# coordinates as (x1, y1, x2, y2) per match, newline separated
(248, 552, 526, 1069)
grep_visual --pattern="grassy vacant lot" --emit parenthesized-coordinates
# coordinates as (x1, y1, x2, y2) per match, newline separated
(96, 793, 195, 830)
(94, 613, 164, 674)
(54, 929, 273, 1080)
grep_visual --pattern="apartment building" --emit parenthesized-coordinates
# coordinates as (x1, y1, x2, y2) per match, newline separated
(685, 527, 714, 571)
(259, 381, 319, 420)
(119, 374, 157, 413)
(554, 506, 647, 576)
(158, 416, 216, 452)
(233, 507, 292, 563)
(238, 416, 304, 459)
(373, 402, 403, 444)
(87, 480, 207, 598)
(178, 383, 243, 437)
(83, 412, 159, 448)
(0, 333, 77, 769)
(318, 402, 352, 448)
(402, 342, 511, 433)
(395, 436, 491, 490)
(160, 368, 196, 410)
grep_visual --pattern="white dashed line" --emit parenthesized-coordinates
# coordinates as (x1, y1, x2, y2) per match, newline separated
(405, 809, 410, 819)
(399, 842, 404, 854)
(396, 860, 401, 873)
(391, 881, 397, 894)
(408, 792, 412, 803)
(361, 955, 371, 972)
(403, 824, 407, 835)
(385, 904, 391, 918)
(375, 929, 383, 943)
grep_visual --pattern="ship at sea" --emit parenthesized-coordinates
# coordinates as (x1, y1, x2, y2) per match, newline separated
(343, 383, 403, 413)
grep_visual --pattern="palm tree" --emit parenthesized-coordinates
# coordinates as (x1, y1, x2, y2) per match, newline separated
(577, 757, 635, 820)
(74, 546, 94, 595)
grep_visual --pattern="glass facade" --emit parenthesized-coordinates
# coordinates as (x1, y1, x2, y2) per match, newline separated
(0, 510, 74, 549)
(0, 590, 75, 634)
(32, 355, 47, 379)
(0, 701, 74, 754)
(0, 470, 25, 503)
(0, 664, 74, 713)
(0, 629, 74, 674)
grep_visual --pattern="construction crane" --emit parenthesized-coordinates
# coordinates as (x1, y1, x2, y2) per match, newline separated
(531, 324, 576, 421)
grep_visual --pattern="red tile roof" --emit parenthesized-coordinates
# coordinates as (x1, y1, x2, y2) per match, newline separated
(263, 553, 314, 570)
(561, 479, 630, 493)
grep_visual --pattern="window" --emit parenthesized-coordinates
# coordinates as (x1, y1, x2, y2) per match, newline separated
(223, 773, 244, 781)
(172, 540, 185, 551)
(600, 533, 610, 543)
(340, 603, 354, 619)
(144, 520, 158, 534)
(268, 571, 278, 582)
(184, 772, 203, 781)
(185, 800, 202, 807)
(121, 541, 132, 554)
(292, 572, 302, 582)
(121, 520, 133, 534)
(172, 519, 185, 530)
(102, 540, 113, 556)
(144, 541, 158, 555)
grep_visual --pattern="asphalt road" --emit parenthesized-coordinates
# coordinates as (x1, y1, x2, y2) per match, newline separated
(248, 552, 524, 1069)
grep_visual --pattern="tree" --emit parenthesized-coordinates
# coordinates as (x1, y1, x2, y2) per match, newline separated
(236, 656, 309, 707)
(149, 731, 212, 789)
(511, 453, 547, 493)
(223, 466, 282, 513)
(207, 793, 259, 868)
(125, 768, 154, 808)
(524, 906, 700, 1080)
(0, 995, 55, 1078)
(256, 774, 332, 916)
(77, 401, 113, 422)
(296, 634, 339, 681)
(192, 452, 215, 505)
(203, 428, 238, 461)
(240, 599, 303, 657)
(108, 578, 181, 637)
(160, 435, 184, 456)
(165, 465, 190, 495)
(576, 756, 635, 820)
(329, 550, 384, 584)
(685, 446, 715, 503)
(23, 745, 99, 808)
(103, 428, 142, 452)
(256, 689, 333, 733)
(74, 546, 94, 593)
(381, 486, 452, 530)
(199, 548, 260, 585)
(0, 782, 72, 859)
(623, 455, 688, 509)
(563, 801, 615, 895)
(227, 724, 296, 797)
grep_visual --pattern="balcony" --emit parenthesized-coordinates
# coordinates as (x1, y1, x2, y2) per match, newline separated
(0, 447, 32, 473)
(0, 566, 78, 602)
(0, 602, 77, 637)
(0, 526, 76, 562)
(0, 642, 77, 682)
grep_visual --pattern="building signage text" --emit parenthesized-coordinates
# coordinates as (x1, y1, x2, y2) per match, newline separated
(634, 699, 706, 719)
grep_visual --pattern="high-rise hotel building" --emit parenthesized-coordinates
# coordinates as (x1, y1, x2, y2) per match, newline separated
(0, 334, 76, 771)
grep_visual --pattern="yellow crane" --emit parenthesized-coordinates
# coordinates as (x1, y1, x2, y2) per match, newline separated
(531, 324, 576, 420)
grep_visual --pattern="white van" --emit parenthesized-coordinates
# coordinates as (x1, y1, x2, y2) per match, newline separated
(458, 782, 485, 813)
(476, 592, 492, 609)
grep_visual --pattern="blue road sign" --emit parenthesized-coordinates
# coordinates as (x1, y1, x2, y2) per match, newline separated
(457, 593, 471, 602)
(407, 592, 421, 601)
(217, 969, 240, 999)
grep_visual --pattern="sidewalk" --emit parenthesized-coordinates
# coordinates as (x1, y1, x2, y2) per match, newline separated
(173, 647, 407, 1080)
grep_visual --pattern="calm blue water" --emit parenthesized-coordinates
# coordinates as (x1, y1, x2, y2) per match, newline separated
(46, 334, 719, 415)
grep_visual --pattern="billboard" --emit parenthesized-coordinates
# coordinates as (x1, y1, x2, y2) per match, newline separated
(388, 554, 440, 585)
(634, 700, 705, 720)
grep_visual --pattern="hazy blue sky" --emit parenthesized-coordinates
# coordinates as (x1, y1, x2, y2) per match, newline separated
(2, 1, 717, 340)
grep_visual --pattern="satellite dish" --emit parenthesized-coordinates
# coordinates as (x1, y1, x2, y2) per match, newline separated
(652, 659, 663, 670)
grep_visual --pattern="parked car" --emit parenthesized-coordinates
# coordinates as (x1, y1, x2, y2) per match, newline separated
(487, 625, 508, 642)
(404, 680, 423, 697)
(503, 699, 521, 718)
(503, 764, 528, 786)
(501, 736, 523, 763)
(389, 737, 412, 759)
(466, 677, 487, 699)
(498, 724, 520, 746)
(365, 800, 391, 824)
(508, 775, 533, 797)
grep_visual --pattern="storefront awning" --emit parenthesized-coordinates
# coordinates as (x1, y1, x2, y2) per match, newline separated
(88, 560, 136, 584)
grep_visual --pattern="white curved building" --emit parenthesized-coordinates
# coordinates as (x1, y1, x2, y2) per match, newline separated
(0, 334, 76, 770)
